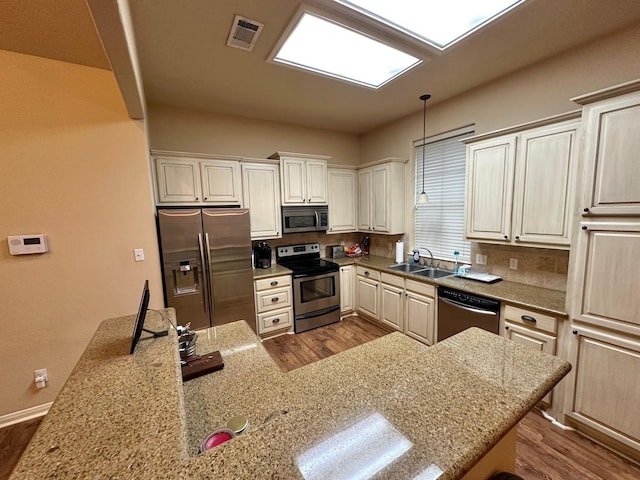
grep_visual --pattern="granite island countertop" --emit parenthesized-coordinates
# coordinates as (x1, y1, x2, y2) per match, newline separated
(11, 309, 570, 480)
(332, 255, 567, 316)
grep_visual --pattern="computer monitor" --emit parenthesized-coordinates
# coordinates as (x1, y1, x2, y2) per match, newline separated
(130, 280, 168, 354)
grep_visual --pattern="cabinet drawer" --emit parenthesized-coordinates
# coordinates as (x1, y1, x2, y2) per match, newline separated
(256, 286, 292, 313)
(381, 272, 404, 288)
(356, 266, 381, 281)
(504, 305, 557, 334)
(255, 275, 291, 292)
(406, 279, 435, 297)
(258, 308, 292, 334)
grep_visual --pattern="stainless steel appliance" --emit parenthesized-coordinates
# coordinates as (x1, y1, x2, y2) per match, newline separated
(157, 208, 255, 331)
(325, 245, 345, 258)
(276, 243, 340, 333)
(437, 286, 500, 342)
(281, 206, 329, 234)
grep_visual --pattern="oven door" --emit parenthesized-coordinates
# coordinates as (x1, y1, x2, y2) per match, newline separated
(293, 270, 340, 316)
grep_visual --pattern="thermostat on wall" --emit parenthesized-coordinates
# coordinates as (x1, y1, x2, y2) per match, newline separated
(8, 234, 48, 255)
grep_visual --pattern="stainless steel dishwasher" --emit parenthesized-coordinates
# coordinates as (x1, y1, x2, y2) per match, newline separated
(437, 286, 500, 342)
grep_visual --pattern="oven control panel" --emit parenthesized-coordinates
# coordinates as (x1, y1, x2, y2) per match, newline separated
(276, 243, 320, 259)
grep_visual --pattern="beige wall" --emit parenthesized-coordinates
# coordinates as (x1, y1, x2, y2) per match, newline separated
(0, 50, 162, 417)
(360, 24, 640, 284)
(147, 103, 361, 166)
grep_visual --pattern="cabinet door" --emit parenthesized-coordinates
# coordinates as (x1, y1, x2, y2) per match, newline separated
(580, 91, 640, 216)
(306, 160, 328, 204)
(200, 160, 242, 205)
(281, 158, 306, 204)
(465, 136, 516, 241)
(571, 222, 640, 336)
(155, 157, 201, 203)
(242, 163, 281, 239)
(504, 321, 556, 404)
(356, 275, 379, 319)
(405, 291, 435, 345)
(381, 283, 404, 331)
(513, 122, 578, 246)
(340, 266, 354, 314)
(357, 169, 372, 231)
(371, 165, 389, 232)
(328, 169, 357, 233)
(567, 326, 640, 451)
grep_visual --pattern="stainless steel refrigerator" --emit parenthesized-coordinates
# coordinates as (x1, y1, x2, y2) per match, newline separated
(157, 208, 255, 331)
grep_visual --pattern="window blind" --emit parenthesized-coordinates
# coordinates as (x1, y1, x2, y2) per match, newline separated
(415, 127, 473, 262)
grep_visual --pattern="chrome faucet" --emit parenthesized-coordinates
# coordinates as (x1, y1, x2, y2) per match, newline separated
(418, 247, 434, 268)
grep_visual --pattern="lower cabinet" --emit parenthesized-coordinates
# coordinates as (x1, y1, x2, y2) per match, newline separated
(380, 273, 404, 331)
(254, 274, 293, 337)
(355, 266, 380, 319)
(502, 304, 558, 405)
(404, 279, 436, 346)
(565, 325, 640, 456)
(340, 265, 355, 314)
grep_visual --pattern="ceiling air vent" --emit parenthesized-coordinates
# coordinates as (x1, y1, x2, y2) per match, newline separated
(226, 15, 264, 51)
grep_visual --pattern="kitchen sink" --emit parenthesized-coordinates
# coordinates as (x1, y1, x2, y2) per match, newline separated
(413, 268, 454, 279)
(386, 263, 428, 273)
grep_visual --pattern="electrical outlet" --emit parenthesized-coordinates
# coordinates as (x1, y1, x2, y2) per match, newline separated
(476, 254, 487, 265)
(34, 368, 48, 388)
(509, 258, 518, 270)
(134, 248, 145, 262)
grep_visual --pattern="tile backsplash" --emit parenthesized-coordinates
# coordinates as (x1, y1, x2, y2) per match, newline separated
(254, 234, 568, 292)
(470, 243, 568, 291)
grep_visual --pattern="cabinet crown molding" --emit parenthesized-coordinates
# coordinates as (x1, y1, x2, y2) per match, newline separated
(357, 157, 408, 170)
(268, 151, 332, 161)
(462, 110, 581, 144)
(150, 150, 278, 164)
(571, 78, 640, 105)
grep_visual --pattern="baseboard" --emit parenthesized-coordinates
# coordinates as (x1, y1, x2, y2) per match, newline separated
(0, 402, 52, 429)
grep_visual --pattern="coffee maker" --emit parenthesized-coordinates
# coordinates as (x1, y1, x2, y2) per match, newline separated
(254, 242, 272, 269)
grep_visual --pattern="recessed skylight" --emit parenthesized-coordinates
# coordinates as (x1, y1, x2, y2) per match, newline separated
(335, 0, 525, 48)
(273, 13, 421, 89)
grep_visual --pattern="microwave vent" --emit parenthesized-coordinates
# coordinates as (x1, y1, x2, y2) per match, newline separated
(227, 15, 264, 51)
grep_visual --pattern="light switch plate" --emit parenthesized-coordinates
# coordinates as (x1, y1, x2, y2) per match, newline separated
(475, 254, 487, 265)
(134, 248, 145, 262)
(509, 258, 518, 270)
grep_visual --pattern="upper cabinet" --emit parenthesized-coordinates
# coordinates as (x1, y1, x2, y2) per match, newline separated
(153, 154, 242, 206)
(241, 162, 282, 240)
(327, 168, 357, 233)
(357, 159, 406, 234)
(270, 152, 330, 205)
(574, 86, 640, 217)
(464, 116, 580, 249)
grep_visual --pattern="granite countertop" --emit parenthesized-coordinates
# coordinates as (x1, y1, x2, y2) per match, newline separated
(333, 255, 567, 317)
(252, 263, 292, 279)
(11, 310, 570, 480)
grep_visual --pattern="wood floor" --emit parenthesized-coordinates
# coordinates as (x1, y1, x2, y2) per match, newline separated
(2, 315, 639, 480)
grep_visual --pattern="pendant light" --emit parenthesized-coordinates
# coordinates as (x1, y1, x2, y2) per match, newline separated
(417, 93, 431, 205)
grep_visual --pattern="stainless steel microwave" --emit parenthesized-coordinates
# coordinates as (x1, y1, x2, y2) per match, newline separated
(282, 206, 329, 234)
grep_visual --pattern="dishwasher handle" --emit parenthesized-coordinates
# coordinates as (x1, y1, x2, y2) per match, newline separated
(439, 297, 499, 316)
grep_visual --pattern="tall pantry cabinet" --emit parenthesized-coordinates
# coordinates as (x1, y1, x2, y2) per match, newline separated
(565, 79, 640, 461)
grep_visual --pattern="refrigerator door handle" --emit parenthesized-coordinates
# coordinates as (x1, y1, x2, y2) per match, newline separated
(204, 232, 214, 316)
(198, 233, 210, 315)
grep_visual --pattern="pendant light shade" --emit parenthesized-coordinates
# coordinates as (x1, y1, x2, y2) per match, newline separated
(417, 93, 431, 205)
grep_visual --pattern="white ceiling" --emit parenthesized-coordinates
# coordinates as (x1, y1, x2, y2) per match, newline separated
(3, 0, 640, 134)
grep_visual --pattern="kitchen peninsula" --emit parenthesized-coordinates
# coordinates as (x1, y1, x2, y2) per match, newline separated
(10, 309, 570, 480)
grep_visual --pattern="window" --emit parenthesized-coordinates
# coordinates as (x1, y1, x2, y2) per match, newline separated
(415, 127, 473, 262)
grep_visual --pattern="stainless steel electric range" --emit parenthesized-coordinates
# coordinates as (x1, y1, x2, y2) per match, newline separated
(276, 243, 340, 333)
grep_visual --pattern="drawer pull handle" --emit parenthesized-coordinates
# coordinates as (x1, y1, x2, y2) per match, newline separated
(573, 330, 578, 335)
(505, 325, 510, 330)
(271, 297, 279, 302)
(270, 281, 278, 286)
(521, 315, 537, 323)
(364, 271, 369, 275)
(272, 318, 280, 323)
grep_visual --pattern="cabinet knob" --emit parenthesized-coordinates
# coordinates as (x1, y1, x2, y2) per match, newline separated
(272, 318, 280, 323)
(308, 198, 311, 202)
(204, 196, 208, 200)
(270, 281, 278, 286)
(364, 271, 369, 276)
(581, 225, 587, 230)
(521, 315, 536, 323)
(195, 197, 199, 201)
(505, 325, 510, 330)
(504, 235, 508, 240)
(271, 297, 279, 302)
(572, 330, 578, 335)
(515, 236, 520, 241)
(583, 207, 590, 213)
